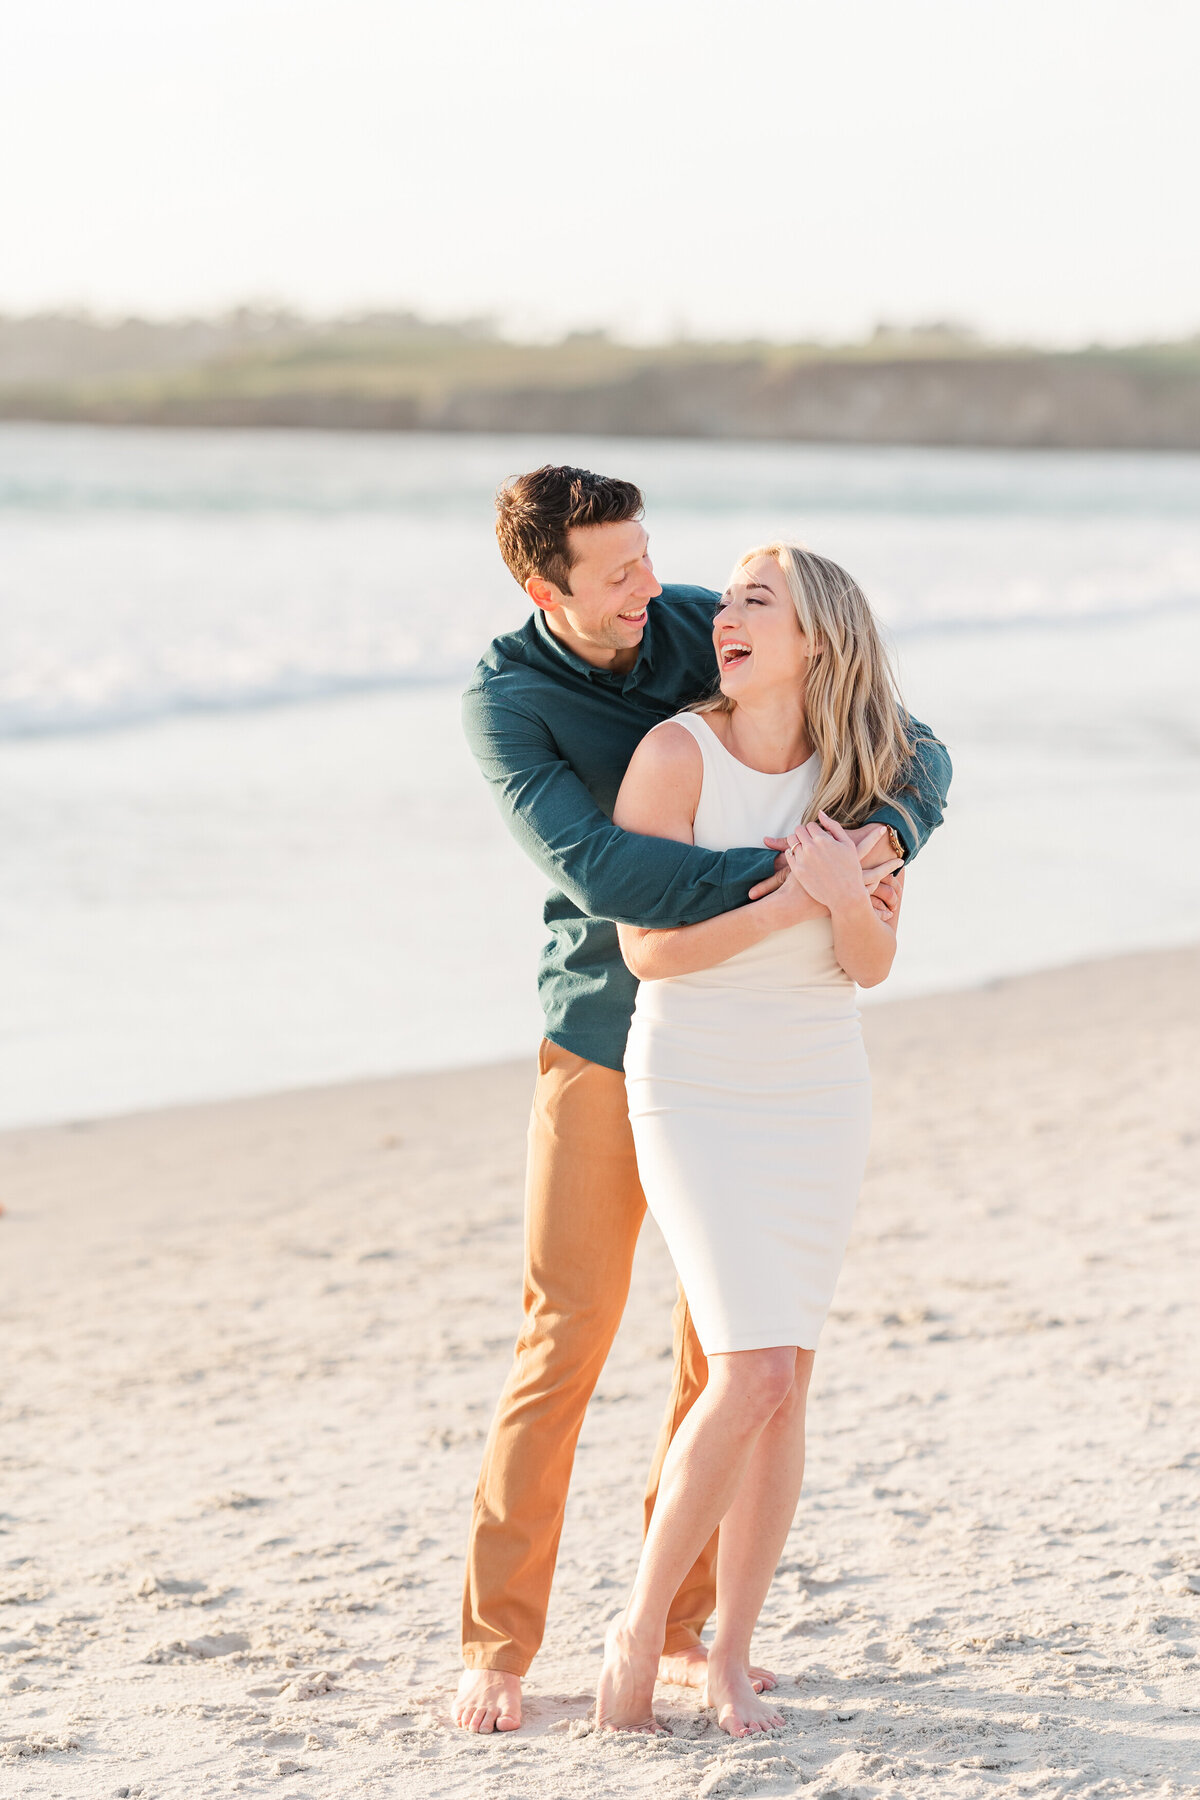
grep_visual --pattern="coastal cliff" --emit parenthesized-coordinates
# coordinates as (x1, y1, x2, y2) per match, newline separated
(2, 313, 1198, 448)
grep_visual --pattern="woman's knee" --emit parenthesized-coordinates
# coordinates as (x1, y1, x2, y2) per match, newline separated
(768, 1350, 813, 1425)
(716, 1346, 799, 1421)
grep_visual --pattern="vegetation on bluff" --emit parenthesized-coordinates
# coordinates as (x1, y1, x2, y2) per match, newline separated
(2, 311, 1198, 447)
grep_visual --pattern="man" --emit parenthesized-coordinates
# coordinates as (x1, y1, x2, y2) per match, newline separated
(454, 465, 951, 1732)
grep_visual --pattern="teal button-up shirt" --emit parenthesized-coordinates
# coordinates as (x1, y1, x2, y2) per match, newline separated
(462, 585, 951, 1072)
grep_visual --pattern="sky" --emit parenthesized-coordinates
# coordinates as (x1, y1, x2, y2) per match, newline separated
(3, 0, 1198, 344)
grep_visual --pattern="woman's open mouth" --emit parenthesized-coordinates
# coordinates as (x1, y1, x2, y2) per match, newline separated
(720, 640, 752, 669)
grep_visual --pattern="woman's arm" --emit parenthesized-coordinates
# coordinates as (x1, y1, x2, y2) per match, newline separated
(613, 725, 828, 980)
(785, 813, 904, 987)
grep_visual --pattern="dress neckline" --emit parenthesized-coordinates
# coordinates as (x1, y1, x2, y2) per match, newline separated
(689, 711, 818, 780)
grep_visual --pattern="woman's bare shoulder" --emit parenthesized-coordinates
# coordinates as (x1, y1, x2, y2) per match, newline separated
(614, 720, 703, 835)
(631, 719, 704, 775)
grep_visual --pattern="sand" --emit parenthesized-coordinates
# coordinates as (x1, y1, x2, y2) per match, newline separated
(1, 945, 1197, 1800)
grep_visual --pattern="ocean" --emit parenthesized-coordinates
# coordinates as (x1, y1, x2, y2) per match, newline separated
(3, 423, 1199, 1127)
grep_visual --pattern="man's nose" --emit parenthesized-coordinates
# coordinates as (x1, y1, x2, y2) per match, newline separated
(638, 559, 662, 598)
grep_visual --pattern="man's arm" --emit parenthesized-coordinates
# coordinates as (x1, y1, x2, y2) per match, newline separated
(462, 685, 777, 926)
(863, 718, 952, 861)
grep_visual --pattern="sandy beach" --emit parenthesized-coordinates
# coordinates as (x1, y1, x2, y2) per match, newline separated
(1, 944, 1197, 1799)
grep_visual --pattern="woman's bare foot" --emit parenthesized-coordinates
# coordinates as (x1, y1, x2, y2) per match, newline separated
(657, 1643, 778, 1694)
(704, 1655, 785, 1737)
(453, 1668, 522, 1733)
(596, 1613, 671, 1734)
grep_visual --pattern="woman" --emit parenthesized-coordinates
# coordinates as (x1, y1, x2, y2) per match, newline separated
(596, 543, 915, 1737)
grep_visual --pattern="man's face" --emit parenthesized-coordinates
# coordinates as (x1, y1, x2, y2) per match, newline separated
(527, 519, 662, 668)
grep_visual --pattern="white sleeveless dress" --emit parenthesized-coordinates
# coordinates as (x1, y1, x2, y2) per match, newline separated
(624, 712, 872, 1355)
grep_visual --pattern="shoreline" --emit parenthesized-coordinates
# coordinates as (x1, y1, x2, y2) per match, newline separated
(2, 933, 1197, 1139)
(2, 942, 1198, 1798)
(7, 407, 1200, 455)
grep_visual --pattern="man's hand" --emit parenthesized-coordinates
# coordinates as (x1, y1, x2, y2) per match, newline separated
(750, 821, 902, 901)
(748, 857, 791, 901)
(869, 868, 904, 925)
(755, 866, 834, 927)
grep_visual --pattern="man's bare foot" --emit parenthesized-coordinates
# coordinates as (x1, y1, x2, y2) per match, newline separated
(453, 1668, 522, 1733)
(657, 1642, 778, 1694)
(595, 1612, 671, 1734)
(704, 1655, 785, 1737)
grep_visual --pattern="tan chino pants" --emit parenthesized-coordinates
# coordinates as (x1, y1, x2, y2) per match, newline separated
(461, 1039, 716, 1675)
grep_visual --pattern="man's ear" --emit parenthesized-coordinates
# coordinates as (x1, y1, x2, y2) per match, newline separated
(526, 575, 560, 614)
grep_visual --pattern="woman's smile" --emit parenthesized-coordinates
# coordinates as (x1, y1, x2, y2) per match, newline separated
(719, 637, 753, 670)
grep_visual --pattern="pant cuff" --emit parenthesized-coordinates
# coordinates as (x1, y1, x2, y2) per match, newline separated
(461, 1647, 531, 1678)
(662, 1625, 704, 1655)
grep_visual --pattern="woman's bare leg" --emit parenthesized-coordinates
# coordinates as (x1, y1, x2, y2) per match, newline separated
(705, 1347, 814, 1735)
(595, 1346, 797, 1731)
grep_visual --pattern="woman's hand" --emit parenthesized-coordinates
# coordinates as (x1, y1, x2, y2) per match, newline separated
(785, 812, 880, 916)
(753, 822, 900, 901)
(786, 817, 903, 986)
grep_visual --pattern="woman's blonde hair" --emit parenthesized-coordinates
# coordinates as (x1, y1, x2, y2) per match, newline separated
(692, 541, 919, 832)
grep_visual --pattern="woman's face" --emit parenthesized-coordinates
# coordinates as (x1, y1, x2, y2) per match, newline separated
(712, 555, 812, 698)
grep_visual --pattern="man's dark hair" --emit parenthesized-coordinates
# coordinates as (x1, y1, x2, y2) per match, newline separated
(495, 465, 644, 595)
